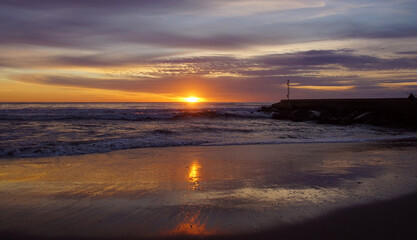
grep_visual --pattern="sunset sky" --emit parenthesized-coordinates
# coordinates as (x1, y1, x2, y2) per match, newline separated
(1, 0, 417, 102)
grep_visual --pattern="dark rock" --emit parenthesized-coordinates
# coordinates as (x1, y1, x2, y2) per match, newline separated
(261, 98, 417, 129)
(259, 106, 273, 112)
(272, 111, 291, 120)
(354, 112, 372, 123)
(289, 109, 319, 122)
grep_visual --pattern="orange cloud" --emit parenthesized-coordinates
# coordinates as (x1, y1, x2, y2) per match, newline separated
(291, 85, 355, 91)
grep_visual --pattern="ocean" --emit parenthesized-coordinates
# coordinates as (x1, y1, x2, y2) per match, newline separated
(0, 102, 415, 159)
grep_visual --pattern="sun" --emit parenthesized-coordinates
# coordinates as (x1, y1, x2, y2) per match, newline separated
(183, 96, 201, 103)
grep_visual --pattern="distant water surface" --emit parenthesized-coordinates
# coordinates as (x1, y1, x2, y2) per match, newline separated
(0, 102, 415, 158)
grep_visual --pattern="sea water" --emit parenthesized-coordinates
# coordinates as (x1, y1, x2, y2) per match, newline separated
(0, 102, 415, 158)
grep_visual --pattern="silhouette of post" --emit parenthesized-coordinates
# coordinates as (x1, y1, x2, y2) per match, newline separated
(287, 80, 290, 100)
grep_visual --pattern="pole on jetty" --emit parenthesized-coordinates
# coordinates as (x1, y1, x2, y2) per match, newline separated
(287, 79, 290, 100)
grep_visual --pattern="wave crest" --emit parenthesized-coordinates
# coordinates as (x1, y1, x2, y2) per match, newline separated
(0, 108, 270, 121)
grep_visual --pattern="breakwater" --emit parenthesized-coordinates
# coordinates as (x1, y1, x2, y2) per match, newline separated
(261, 98, 417, 128)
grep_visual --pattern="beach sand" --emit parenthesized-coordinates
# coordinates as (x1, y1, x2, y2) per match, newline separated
(1, 141, 417, 239)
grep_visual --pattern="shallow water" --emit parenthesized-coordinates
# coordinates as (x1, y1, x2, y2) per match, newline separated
(1, 142, 417, 238)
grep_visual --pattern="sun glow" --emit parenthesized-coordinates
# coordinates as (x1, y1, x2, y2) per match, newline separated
(183, 96, 202, 103)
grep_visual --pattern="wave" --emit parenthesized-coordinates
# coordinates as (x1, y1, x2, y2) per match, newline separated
(2, 134, 417, 159)
(0, 137, 209, 158)
(0, 108, 271, 121)
(188, 126, 255, 133)
(151, 129, 177, 134)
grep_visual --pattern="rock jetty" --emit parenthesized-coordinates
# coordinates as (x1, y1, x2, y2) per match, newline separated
(260, 98, 417, 128)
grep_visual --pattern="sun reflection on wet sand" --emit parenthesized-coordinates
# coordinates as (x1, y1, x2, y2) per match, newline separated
(188, 161, 201, 190)
(169, 208, 216, 237)
(167, 160, 214, 237)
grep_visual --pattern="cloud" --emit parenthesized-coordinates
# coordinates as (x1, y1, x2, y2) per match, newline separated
(14, 73, 414, 101)
(256, 50, 417, 71)
(291, 85, 355, 91)
(1, 1, 417, 100)
(1, 0, 416, 51)
(12, 74, 284, 101)
(396, 51, 417, 55)
(0, 0, 201, 12)
(3, 49, 417, 76)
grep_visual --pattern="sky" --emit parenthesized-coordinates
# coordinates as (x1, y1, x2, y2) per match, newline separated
(1, 0, 417, 102)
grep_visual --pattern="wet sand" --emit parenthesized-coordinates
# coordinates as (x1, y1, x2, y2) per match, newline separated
(1, 141, 417, 239)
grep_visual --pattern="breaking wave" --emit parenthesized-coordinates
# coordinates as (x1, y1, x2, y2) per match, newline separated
(0, 108, 271, 121)
(1, 102, 415, 159)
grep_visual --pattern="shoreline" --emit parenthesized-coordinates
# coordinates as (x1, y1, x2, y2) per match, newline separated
(1, 141, 417, 239)
(3, 134, 417, 160)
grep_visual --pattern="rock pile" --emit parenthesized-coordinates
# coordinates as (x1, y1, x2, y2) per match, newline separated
(260, 99, 417, 128)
